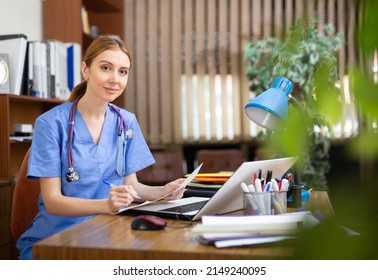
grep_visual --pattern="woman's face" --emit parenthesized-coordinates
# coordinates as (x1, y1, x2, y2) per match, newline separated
(82, 49, 131, 103)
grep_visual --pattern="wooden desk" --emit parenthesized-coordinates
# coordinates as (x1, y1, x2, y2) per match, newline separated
(32, 191, 334, 260)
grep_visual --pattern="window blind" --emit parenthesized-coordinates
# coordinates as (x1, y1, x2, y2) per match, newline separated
(124, 0, 360, 145)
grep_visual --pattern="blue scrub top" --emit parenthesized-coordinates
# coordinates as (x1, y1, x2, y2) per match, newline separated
(17, 102, 155, 259)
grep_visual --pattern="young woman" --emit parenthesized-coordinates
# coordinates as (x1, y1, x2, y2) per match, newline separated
(17, 36, 185, 260)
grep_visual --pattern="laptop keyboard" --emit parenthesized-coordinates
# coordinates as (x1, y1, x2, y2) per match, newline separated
(160, 200, 208, 214)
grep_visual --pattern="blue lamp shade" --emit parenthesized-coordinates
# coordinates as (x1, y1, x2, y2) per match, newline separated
(244, 77, 293, 130)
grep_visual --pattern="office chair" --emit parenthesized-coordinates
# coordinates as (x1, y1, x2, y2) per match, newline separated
(137, 149, 186, 185)
(195, 149, 246, 172)
(11, 148, 40, 241)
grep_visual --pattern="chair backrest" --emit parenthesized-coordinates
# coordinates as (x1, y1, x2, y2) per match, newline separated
(137, 149, 185, 185)
(11, 148, 40, 241)
(195, 149, 246, 173)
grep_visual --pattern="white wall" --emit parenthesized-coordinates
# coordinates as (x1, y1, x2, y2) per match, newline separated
(0, 0, 42, 40)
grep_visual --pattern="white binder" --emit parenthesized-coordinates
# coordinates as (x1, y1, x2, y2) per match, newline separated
(0, 34, 28, 95)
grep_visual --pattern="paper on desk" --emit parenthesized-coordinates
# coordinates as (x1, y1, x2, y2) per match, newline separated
(192, 212, 320, 237)
(201, 211, 317, 226)
(195, 231, 295, 247)
(212, 236, 295, 248)
(192, 221, 299, 236)
(192, 212, 319, 248)
(115, 163, 203, 214)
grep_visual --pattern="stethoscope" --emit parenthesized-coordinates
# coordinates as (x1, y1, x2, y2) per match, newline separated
(66, 95, 134, 182)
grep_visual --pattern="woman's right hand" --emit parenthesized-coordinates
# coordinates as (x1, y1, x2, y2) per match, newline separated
(107, 185, 140, 213)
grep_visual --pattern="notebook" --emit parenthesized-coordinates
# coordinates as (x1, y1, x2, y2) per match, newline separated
(122, 157, 297, 221)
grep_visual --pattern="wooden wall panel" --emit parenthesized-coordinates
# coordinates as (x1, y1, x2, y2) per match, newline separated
(171, 0, 183, 143)
(135, 1, 148, 132)
(160, 0, 173, 144)
(147, 0, 159, 143)
(124, 0, 136, 112)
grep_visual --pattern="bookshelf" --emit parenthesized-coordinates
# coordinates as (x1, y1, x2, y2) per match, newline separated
(0, 178, 17, 259)
(43, 0, 124, 55)
(0, 94, 62, 179)
(0, 94, 62, 259)
(43, 0, 125, 108)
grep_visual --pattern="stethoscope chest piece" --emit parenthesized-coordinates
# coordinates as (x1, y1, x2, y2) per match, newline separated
(126, 128, 134, 139)
(66, 169, 80, 182)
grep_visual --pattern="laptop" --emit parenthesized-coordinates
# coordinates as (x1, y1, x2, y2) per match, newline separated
(122, 157, 297, 221)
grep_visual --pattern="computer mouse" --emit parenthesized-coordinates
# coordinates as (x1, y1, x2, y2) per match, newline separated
(131, 215, 167, 230)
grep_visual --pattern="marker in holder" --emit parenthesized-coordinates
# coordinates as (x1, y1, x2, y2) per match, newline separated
(271, 191, 287, 215)
(243, 191, 271, 215)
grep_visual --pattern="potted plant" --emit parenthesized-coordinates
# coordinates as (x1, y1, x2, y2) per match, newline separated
(244, 20, 344, 190)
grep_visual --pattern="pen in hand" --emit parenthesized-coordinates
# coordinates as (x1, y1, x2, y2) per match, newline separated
(102, 180, 141, 199)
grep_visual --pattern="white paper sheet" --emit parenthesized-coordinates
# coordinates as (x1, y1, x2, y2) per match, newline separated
(115, 163, 203, 214)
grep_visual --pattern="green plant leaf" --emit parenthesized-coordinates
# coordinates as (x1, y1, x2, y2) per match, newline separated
(353, 69, 378, 119)
(358, 1, 378, 55)
(349, 133, 378, 160)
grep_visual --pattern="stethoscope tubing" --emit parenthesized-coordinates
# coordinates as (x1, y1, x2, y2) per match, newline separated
(66, 95, 131, 181)
(67, 96, 80, 173)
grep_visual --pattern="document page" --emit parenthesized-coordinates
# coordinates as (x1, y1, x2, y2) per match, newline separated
(115, 163, 203, 214)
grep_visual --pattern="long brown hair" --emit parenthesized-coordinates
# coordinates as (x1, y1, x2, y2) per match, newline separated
(68, 35, 132, 102)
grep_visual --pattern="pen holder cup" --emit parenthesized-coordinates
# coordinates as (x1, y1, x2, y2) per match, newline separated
(243, 192, 271, 216)
(271, 191, 287, 215)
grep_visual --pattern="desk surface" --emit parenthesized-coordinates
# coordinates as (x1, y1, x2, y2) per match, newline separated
(33, 191, 334, 260)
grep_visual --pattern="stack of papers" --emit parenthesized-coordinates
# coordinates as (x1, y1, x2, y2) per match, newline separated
(186, 172, 232, 188)
(184, 172, 232, 198)
(192, 172, 233, 182)
(191, 212, 319, 248)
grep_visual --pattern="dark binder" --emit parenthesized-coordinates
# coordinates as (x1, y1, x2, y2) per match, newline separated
(21, 42, 33, 96)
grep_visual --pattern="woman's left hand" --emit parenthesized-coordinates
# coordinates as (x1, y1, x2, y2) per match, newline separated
(163, 178, 185, 200)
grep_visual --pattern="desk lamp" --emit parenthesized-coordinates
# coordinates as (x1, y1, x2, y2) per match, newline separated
(244, 76, 298, 130)
(244, 76, 304, 207)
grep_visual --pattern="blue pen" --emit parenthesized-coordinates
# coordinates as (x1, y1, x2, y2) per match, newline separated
(102, 180, 116, 188)
(102, 180, 141, 199)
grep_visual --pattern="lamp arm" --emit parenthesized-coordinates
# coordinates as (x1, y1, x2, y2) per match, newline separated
(288, 94, 303, 111)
